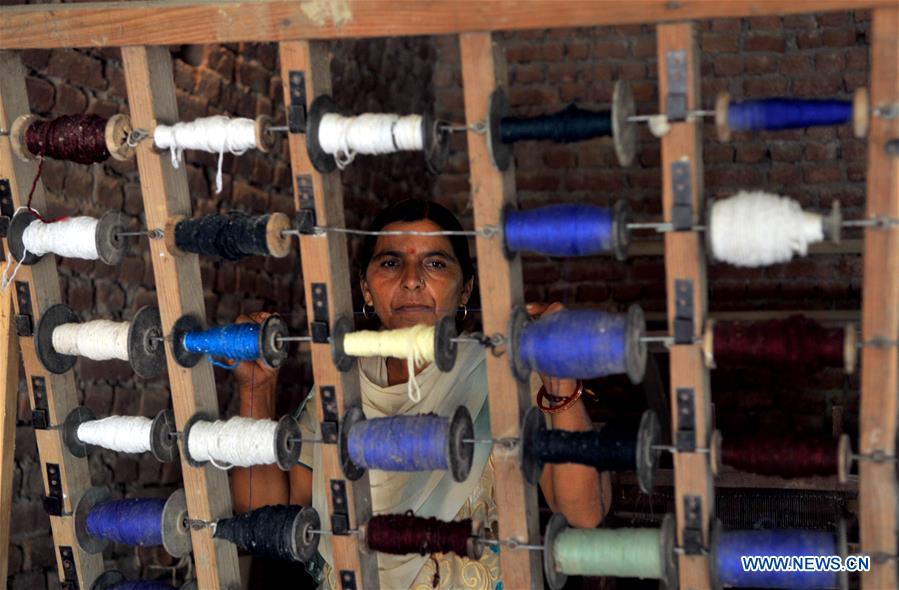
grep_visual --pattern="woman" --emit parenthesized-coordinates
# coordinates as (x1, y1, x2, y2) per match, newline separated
(232, 199, 611, 589)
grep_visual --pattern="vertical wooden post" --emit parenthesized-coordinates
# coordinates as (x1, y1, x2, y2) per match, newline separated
(0, 50, 103, 589)
(278, 40, 379, 589)
(858, 7, 899, 588)
(0, 287, 18, 584)
(460, 32, 543, 589)
(656, 23, 713, 589)
(121, 46, 240, 589)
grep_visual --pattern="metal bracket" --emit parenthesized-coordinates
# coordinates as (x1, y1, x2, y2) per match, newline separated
(673, 279, 694, 344)
(329, 479, 350, 535)
(288, 71, 307, 133)
(681, 495, 704, 555)
(339, 571, 357, 590)
(310, 283, 330, 343)
(59, 546, 79, 590)
(671, 160, 693, 231)
(42, 463, 64, 516)
(665, 50, 688, 122)
(319, 385, 339, 444)
(31, 376, 49, 430)
(296, 175, 317, 234)
(14, 280, 33, 337)
(886, 139, 899, 156)
(675, 388, 696, 452)
(0, 179, 14, 219)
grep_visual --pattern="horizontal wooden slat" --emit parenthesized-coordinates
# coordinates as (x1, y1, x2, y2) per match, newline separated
(0, 0, 893, 49)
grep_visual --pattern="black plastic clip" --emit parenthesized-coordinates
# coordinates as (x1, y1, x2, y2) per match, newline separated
(673, 279, 694, 344)
(339, 571, 357, 590)
(59, 546, 79, 590)
(330, 479, 349, 535)
(675, 387, 696, 452)
(671, 160, 693, 231)
(42, 463, 65, 516)
(310, 283, 330, 343)
(0, 179, 14, 219)
(31, 376, 49, 430)
(14, 280, 33, 337)
(682, 495, 705, 555)
(319, 386, 339, 444)
(296, 176, 317, 234)
(288, 71, 308, 134)
(665, 50, 688, 122)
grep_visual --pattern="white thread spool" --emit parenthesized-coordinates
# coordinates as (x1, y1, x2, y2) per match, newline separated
(22, 216, 100, 259)
(76, 415, 153, 454)
(318, 113, 424, 168)
(343, 324, 436, 403)
(186, 416, 280, 469)
(153, 116, 261, 194)
(52, 320, 130, 362)
(708, 190, 824, 267)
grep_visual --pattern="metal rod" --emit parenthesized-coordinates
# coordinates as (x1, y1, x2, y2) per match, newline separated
(276, 335, 313, 342)
(308, 528, 359, 536)
(627, 222, 707, 233)
(627, 110, 714, 123)
(267, 125, 289, 133)
(117, 229, 164, 239)
(842, 217, 899, 228)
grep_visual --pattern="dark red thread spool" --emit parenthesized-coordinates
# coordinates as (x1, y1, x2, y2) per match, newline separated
(364, 513, 478, 560)
(721, 435, 849, 481)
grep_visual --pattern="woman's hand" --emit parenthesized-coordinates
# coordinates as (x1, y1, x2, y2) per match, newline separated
(525, 302, 578, 399)
(232, 312, 280, 390)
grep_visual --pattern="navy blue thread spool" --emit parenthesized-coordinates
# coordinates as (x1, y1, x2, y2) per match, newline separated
(487, 80, 636, 171)
(508, 304, 646, 385)
(338, 406, 474, 483)
(164, 212, 292, 261)
(520, 407, 660, 491)
(91, 571, 197, 590)
(502, 200, 630, 261)
(709, 520, 848, 590)
(74, 487, 191, 557)
(715, 88, 869, 141)
(213, 505, 320, 562)
(171, 313, 289, 369)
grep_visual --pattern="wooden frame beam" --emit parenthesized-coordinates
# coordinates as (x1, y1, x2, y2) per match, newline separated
(460, 32, 542, 589)
(0, 289, 18, 584)
(858, 6, 899, 588)
(0, 0, 895, 49)
(121, 45, 240, 589)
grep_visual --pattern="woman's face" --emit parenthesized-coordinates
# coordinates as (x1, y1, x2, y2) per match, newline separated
(361, 219, 472, 330)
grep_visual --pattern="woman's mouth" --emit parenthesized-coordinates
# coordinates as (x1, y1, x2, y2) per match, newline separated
(395, 305, 434, 313)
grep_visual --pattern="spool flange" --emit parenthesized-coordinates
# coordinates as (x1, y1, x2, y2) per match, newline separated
(543, 512, 568, 590)
(290, 506, 322, 562)
(171, 314, 204, 368)
(265, 212, 293, 258)
(150, 409, 178, 463)
(128, 305, 165, 379)
(837, 433, 852, 484)
(275, 414, 302, 471)
(259, 314, 290, 368)
(74, 486, 113, 554)
(90, 571, 126, 590)
(434, 314, 458, 372)
(338, 406, 367, 481)
(507, 305, 532, 383)
(331, 315, 355, 372)
(625, 304, 648, 385)
(306, 94, 338, 173)
(7, 208, 43, 265)
(95, 210, 127, 265)
(63, 406, 97, 458)
(520, 406, 546, 485)
(423, 110, 451, 174)
(487, 89, 512, 171)
(36, 303, 80, 374)
(611, 199, 631, 262)
(9, 114, 39, 162)
(161, 489, 192, 558)
(612, 80, 637, 167)
(659, 513, 680, 590)
(447, 406, 474, 483)
(105, 114, 135, 161)
(181, 411, 214, 468)
(636, 409, 661, 494)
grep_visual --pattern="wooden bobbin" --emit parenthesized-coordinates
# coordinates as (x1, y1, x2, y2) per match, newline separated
(9, 113, 134, 161)
(822, 200, 843, 244)
(709, 429, 722, 477)
(843, 323, 857, 375)
(9, 113, 39, 161)
(164, 215, 186, 256)
(714, 92, 731, 142)
(837, 433, 852, 484)
(701, 320, 716, 369)
(852, 87, 869, 139)
(265, 212, 293, 258)
(254, 114, 276, 153)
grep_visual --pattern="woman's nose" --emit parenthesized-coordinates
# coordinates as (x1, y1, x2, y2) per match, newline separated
(402, 266, 424, 289)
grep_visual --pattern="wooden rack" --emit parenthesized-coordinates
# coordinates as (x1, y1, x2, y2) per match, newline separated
(0, 2, 896, 589)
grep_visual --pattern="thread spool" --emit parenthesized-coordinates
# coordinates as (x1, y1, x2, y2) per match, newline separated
(10, 113, 134, 163)
(91, 571, 197, 590)
(520, 407, 660, 491)
(709, 520, 848, 590)
(488, 80, 636, 170)
(502, 200, 630, 261)
(305, 95, 449, 174)
(720, 433, 852, 483)
(330, 314, 457, 373)
(509, 304, 646, 384)
(171, 313, 288, 368)
(36, 304, 164, 378)
(63, 407, 177, 463)
(164, 212, 292, 260)
(7, 209, 127, 266)
(543, 512, 678, 590)
(715, 88, 869, 141)
(702, 316, 857, 374)
(213, 505, 320, 563)
(74, 487, 191, 557)
(339, 406, 474, 483)
(182, 412, 301, 470)
(359, 513, 482, 560)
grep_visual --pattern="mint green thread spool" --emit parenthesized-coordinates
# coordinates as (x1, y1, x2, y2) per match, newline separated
(543, 513, 678, 590)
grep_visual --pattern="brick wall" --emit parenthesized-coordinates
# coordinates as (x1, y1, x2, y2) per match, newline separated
(7, 38, 433, 589)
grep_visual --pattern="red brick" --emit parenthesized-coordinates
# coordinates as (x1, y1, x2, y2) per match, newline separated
(508, 86, 557, 107)
(54, 82, 87, 114)
(566, 41, 589, 60)
(559, 83, 587, 102)
(576, 284, 611, 302)
(618, 62, 646, 81)
(804, 143, 839, 161)
(768, 163, 802, 186)
(743, 77, 788, 96)
(591, 39, 629, 59)
(735, 144, 767, 163)
(713, 55, 743, 77)
(208, 46, 236, 80)
(701, 33, 739, 53)
(518, 172, 561, 192)
(744, 54, 778, 75)
(802, 165, 842, 184)
(744, 34, 786, 53)
(783, 13, 817, 29)
(845, 47, 868, 70)
(585, 63, 613, 82)
(547, 62, 579, 83)
(748, 15, 781, 31)
(46, 50, 106, 91)
(614, 24, 644, 36)
(512, 64, 542, 84)
(779, 54, 812, 75)
(792, 75, 842, 97)
(21, 49, 50, 70)
(710, 18, 741, 32)
(822, 28, 858, 47)
(847, 163, 866, 182)
(706, 166, 763, 189)
(25, 77, 54, 113)
(634, 37, 656, 59)
(797, 32, 824, 50)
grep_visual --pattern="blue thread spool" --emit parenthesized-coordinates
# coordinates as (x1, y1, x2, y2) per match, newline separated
(509, 304, 646, 384)
(715, 88, 869, 141)
(74, 487, 192, 557)
(339, 406, 474, 483)
(710, 520, 848, 590)
(502, 201, 630, 261)
(171, 313, 288, 369)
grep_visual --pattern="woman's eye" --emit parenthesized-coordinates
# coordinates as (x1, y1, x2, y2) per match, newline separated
(425, 259, 447, 269)
(380, 258, 400, 268)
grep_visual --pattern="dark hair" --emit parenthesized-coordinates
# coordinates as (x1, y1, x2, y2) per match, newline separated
(357, 199, 475, 284)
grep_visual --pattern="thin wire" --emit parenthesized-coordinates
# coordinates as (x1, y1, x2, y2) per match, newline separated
(284, 226, 499, 239)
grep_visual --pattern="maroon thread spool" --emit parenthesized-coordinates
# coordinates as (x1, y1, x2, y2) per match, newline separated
(10, 113, 135, 163)
(360, 513, 482, 560)
(703, 315, 856, 374)
(721, 433, 852, 483)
